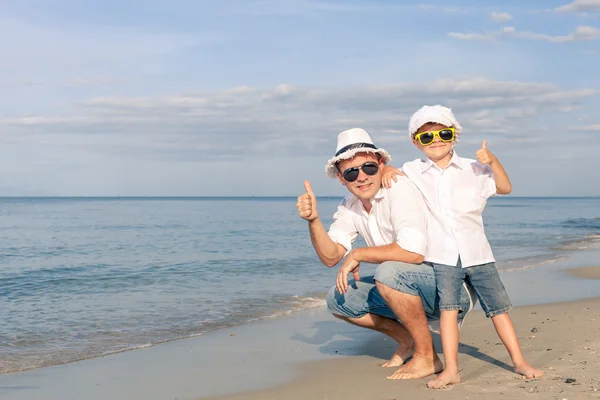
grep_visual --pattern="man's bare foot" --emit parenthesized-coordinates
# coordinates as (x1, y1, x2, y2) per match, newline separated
(386, 354, 443, 379)
(427, 369, 461, 389)
(379, 344, 414, 367)
(514, 361, 544, 379)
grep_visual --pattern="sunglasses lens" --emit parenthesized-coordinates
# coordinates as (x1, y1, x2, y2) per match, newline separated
(362, 163, 379, 176)
(419, 133, 434, 145)
(343, 168, 359, 182)
(439, 129, 454, 141)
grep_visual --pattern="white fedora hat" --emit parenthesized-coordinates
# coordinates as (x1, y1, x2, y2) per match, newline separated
(408, 105, 463, 141)
(325, 128, 391, 179)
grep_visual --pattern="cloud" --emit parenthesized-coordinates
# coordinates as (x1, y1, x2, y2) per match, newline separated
(449, 25, 600, 43)
(491, 12, 513, 22)
(70, 77, 123, 86)
(2, 79, 44, 87)
(417, 4, 468, 14)
(555, 0, 600, 13)
(1, 77, 597, 162)
(578, 123, 600, 130)
(515, 25, 600, 42)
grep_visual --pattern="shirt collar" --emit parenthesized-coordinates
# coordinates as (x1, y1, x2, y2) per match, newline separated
(421, 150, 464, 172)
(348, 186, 386, 211)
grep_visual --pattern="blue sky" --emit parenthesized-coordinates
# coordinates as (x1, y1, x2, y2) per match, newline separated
(0, 0, 599, 196)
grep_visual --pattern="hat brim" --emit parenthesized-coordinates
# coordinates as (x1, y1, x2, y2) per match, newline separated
(325, 148, 391, 179)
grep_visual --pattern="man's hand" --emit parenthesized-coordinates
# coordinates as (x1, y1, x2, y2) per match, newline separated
(381, 165, 404, 189)
(336, 251, 360, 294)
(475, 140, 498, 165)
(297, 180, 319, 221)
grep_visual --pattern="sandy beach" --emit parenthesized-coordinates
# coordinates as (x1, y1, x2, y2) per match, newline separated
(201, 297, 600, 400)
(1, 258, 600, 400)
(569, 266, 600, 280)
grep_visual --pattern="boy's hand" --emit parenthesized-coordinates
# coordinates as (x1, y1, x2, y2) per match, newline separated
(381, 165, 404, 189)
(475, 141, 498, 165)
(297, 180, 319, 221)
(336, 251, 360, 294)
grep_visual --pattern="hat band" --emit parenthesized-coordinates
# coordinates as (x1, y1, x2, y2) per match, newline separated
(335, 142, 377, 157)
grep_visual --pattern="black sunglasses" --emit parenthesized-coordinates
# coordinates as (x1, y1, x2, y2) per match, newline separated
(341, 162, 379, 182)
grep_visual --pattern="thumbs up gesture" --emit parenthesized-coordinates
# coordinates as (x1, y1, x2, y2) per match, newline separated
(297, 180, 319, 221)
(475, 140, 497, 165)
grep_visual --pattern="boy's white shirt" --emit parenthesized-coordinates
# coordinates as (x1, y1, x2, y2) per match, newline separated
(402, 151, 498, 268)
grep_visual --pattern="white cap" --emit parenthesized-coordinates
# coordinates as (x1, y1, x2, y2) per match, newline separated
(408, 105, 462, 141)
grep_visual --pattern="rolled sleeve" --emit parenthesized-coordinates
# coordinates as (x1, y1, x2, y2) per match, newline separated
(387, 177, 428, 256)
(327, 198, 358, 253)
(477, 164, 498, 199)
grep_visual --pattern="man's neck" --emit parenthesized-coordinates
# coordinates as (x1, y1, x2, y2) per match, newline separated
(360, 198, 373, 214)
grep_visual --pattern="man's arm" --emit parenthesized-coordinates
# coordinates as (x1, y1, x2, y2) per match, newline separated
(351, 243, 423, 265)
(297, 180, 349, 267)
(307, 217, 347, 267)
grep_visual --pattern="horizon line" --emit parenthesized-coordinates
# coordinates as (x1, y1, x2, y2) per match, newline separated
(1, 195, 599, 199)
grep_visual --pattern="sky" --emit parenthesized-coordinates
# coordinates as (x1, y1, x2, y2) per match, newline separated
(0, 0, 599, 197)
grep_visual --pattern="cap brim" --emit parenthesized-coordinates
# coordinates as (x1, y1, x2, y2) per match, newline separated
(325, 148, 391, 179)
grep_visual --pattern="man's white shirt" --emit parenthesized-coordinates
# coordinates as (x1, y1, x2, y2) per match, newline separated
(402, 151, 497, 268)
(327, 176, 427, 256)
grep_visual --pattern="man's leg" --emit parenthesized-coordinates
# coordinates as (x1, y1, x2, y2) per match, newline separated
(326, 277, 415, 367)
(373, 261, 474, 380)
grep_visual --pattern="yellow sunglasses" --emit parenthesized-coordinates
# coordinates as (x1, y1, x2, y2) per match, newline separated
(413, 127, 455, 146)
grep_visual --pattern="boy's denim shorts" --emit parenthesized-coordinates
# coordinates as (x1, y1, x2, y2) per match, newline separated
(430, 259, 512, 318)
(326, 261, 476, 324)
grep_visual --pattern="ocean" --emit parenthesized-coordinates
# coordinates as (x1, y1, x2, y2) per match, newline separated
(1, 196, 599, 374)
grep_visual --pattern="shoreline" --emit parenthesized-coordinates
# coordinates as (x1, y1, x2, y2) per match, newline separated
(0, 256, 599, 400)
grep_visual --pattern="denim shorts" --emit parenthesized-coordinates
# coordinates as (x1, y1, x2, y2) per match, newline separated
(326, 261, 476, 323)
(431, 259, 512, 318)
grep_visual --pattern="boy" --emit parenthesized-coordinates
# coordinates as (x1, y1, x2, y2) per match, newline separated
(382, 105, 543, 388)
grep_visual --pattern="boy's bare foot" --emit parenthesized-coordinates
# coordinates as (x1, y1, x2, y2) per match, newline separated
(379, 344, 414, 367)
(514, 361, 544, 379)
(386, 354, 443, 379)
(427, 369, 461, 389)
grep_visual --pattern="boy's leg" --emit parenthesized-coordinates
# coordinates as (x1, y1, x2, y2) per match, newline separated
(373, 261, 473, 380)
(491, 314, 543, 378)
(468, 264, 544, 379)
(427, 263, 464, 389)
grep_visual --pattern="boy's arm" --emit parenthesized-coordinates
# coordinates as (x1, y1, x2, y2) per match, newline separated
(381, 165, 404, 189)
(476, 141, 512, 195)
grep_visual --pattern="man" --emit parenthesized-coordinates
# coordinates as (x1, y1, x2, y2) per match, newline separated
(296, 127, 476, 379)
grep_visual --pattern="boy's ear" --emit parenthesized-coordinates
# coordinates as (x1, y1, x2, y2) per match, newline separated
(336, 172, 347, 187)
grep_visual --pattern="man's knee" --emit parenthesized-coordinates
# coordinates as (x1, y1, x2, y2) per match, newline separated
(374, 261, 424, 297)
(325, 285, 339, 314)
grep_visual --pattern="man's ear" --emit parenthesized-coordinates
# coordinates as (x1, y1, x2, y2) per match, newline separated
(336, 172, 347, 187)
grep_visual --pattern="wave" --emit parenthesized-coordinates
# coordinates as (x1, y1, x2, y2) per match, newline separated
(497, 255, 569, 273)
(561, 217, 600, 230)
(0, 294, 327, 375)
